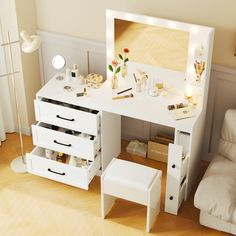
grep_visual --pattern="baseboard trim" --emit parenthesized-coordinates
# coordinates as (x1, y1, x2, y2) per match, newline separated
(15, 126, 31, 136)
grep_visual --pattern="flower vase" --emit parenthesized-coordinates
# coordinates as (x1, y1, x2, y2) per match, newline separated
(121, 63, 128, 78)
(111, 75, 118, 89)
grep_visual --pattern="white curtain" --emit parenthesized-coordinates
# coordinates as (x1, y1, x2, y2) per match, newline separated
(0, 23, 15, 145)
(0, 78, 15, 145)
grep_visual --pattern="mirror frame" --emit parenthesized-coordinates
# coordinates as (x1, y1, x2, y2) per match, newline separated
(106, 10, 214, 90)
(52, 55, 66, 70)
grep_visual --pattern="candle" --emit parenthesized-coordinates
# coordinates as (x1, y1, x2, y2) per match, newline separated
(185, 84, 193, 99)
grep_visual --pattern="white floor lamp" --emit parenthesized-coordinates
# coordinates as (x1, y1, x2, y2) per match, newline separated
(0, 30, 41, 173)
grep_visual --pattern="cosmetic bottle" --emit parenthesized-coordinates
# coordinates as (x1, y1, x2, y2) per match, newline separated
(66, 68, 71, 82)
(71, 64, 79, 81)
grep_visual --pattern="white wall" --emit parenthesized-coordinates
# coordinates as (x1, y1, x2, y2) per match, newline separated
(15, 0, 41, 128)
(0, 0, 29, 132)
(35, 0, 236, 69)
(0, 0, 41, 134)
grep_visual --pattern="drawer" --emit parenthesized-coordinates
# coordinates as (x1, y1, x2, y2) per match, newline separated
(165, 143, 188, 215)
(34, 99, 100, 136)
(167, 144, 189, 180)
(32, 122, 100, 161)
(26, 146, 101, 190)
(165, 177, 187, 215)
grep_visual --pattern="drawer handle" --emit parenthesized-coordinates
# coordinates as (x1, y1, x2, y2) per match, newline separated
(54, 140, 72, 147)
(169, 196, 174, 200)
(56, 115, 75, 122)
(48, 168, 65, 176)
(172, 164, 176, 169)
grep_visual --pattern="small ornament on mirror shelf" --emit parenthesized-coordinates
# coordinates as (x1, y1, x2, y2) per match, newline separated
(194, 44, 205, 58)
(108, 60, 121, 89)
(194, 60, 205, 83)
(119, 48, 129, 78)
(185, 84, 193, 100)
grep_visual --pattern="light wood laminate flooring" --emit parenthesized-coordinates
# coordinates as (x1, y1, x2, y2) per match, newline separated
(0, 133, 229, 236)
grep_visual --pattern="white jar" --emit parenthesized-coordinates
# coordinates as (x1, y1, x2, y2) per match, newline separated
(69, 156, 77, 166)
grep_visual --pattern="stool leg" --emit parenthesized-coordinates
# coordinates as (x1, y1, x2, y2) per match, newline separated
(101, 192, 116, 219)
(101, 172, 116, 219)
(146, 174, 162, 233)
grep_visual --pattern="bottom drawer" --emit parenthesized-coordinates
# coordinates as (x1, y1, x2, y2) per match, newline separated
(26, 147, 101, 190)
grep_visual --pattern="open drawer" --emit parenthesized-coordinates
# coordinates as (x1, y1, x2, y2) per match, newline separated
(26, 147, 101, 190)
(34, 99, 100, 136)
(32, 122, 100, 161)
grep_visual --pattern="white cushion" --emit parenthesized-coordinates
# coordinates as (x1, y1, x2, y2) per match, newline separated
(218, 109, 236, 162)
(104, 159, 158, 192)
(218, 139, 236, 163)
(194, 155, 236, 222)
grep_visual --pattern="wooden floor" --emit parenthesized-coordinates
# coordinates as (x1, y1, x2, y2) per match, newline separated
(0, 133, 229, 236)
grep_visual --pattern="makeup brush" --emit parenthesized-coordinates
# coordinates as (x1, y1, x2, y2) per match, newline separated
(133, 73, 137, 83)
(112, 93, 134, 100)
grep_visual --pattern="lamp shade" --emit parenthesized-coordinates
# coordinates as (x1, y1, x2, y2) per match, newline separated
(20, 30, 41, 53)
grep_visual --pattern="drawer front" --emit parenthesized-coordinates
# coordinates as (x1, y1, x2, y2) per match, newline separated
(34, 100, 100, 136)
(165, 144, 186, 215)
(167, 143, 183, 181)
(26, 147, 101, 190)
(32, 123, 100, 161)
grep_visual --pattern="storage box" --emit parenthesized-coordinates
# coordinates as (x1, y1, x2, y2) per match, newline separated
(126, 140, 147, 157)
(147, 141, 169, 163)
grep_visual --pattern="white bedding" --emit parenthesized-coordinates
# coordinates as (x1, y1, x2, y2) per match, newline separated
(194, 155, 236, 223)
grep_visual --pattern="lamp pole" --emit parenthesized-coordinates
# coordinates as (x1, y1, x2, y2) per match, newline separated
(0, 28, 41, 173)
(7, 32, 26, 168)
(0, 32, 27, 172)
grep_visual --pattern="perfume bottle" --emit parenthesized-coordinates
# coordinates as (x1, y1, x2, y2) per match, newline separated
(65, 68, 71, 82)
(71, 64, 79, 81)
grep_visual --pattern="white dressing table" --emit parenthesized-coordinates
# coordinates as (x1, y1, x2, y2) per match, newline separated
(27, 10, 214, 216)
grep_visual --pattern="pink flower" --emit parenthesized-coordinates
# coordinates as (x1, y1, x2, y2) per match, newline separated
(112, 60, 118, 67)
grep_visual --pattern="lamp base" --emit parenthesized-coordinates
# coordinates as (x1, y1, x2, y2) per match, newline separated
(10, 156, 27, 173)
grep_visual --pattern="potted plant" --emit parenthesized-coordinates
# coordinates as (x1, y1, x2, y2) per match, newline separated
(119, 48, 130, 78)
(108, 60, 121, 89)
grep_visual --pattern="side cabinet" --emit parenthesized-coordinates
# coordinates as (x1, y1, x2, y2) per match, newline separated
(165, 131, 190, 215)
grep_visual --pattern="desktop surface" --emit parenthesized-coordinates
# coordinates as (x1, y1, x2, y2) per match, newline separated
(37, 75, 200, 133)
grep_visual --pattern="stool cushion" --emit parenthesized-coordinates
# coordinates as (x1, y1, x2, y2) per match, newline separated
(104, 159, 158, 192)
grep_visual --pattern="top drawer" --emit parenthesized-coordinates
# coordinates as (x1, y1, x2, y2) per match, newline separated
(34, 99, 100, 136)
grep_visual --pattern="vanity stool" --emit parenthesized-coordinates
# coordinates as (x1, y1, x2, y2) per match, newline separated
(101, 158, 162, 232)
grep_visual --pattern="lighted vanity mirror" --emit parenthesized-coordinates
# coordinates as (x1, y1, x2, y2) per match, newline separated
(115, 19, 189, 73)
(106, 10, 214, 91)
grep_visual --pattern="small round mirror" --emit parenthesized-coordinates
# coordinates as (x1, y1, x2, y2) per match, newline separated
(52, 55, 65, 70)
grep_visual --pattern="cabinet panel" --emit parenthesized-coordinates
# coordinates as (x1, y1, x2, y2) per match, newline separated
(32, 122, 100, 161)
(165, 143, 188, 215)
(26, 147, 101, 190)
(34, 100, 100, 136)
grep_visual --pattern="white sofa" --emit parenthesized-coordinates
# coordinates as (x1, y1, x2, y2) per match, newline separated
(194, 109, 236, 235)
